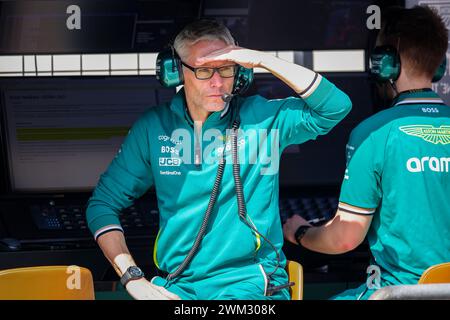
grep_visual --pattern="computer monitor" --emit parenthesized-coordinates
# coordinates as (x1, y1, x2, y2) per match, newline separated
(0, 0, 201, 54)
(0, 76, 175, 193)
(203, 0, 379, 51)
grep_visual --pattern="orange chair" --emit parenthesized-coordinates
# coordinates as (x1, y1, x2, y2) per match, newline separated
(418, 262, 450, 284)
(286, 260, 303, 300)
(0, 266, 95, 300)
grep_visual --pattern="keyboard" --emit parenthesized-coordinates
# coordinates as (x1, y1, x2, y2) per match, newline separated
(29, 196, 338, 232)
(30, 201, 159, 232)
(279, 196, 339, 226)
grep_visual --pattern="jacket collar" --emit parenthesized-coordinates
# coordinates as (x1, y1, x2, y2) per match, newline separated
(392, 88, 445, 107)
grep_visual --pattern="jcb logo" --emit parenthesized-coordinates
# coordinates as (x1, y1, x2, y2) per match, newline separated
(159, 157, 181, 167)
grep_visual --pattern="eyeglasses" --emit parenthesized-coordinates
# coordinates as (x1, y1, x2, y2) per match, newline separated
(181, 61, 237, 80)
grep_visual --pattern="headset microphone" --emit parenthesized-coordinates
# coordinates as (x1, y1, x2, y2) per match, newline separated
(221, 93, 235, 103)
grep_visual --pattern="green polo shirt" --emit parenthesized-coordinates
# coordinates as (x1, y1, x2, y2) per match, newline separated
(339, 89, 450, 290)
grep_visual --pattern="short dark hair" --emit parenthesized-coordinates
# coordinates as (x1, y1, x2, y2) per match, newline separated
(378, 5, 448, 79)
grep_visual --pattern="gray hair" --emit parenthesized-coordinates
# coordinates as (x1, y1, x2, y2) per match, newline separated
(173, 19, 235, 61)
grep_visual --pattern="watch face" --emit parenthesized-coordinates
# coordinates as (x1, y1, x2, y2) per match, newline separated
(129, 266, 143, 277)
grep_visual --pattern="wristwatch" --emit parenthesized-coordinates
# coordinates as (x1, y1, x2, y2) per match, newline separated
(120, 266, 145, 287)
(295, 225, 311, 245)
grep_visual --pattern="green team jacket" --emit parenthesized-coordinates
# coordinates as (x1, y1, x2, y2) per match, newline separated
(86, 74, 352, 283)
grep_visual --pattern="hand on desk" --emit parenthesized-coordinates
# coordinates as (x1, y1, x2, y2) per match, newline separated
(126, 278, 181, 300)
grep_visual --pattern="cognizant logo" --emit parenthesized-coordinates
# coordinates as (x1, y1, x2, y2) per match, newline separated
(406, 156, 450, 173)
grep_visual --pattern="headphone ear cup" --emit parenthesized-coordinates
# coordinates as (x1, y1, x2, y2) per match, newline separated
(432, 57, 447, 82)
(232, 66, 254, 95)
(370, 45, 401, 82)
(156, 48, 184, 87)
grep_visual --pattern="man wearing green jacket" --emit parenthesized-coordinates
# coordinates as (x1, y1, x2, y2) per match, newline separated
(86, 19, 352, 300)
(283, 6, 450, 300)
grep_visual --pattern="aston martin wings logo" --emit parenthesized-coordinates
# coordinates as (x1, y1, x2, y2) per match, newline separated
(399, 125, 450, 145)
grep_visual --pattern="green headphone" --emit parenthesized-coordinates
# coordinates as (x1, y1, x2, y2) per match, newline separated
(369, 45, 447, 83)
(155, 45, 254, 95)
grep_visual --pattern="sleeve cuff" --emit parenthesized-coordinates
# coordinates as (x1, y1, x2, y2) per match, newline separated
(300, 74, 335, 104)
(88, 214, 123, 241)
(298, 73, 320, 98)
(338, 202, 376, 216)
(94, 225, 124, 241)
(300, 74, 352, 120)
(298, 73, 323, 99)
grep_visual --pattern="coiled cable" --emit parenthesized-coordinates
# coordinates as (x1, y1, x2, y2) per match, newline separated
(166, 155, 226, 281)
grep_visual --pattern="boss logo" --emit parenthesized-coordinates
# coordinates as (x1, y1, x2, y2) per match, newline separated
(421, 107, 439, 113)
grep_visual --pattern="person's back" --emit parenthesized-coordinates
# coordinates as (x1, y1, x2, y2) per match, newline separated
(346, 88, 450, 286)
(282, 5, 450, 300)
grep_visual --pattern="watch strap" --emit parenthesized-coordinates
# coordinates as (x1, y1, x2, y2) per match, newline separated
(295, 225, 311, 245)
(120, 266, 144, 287)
